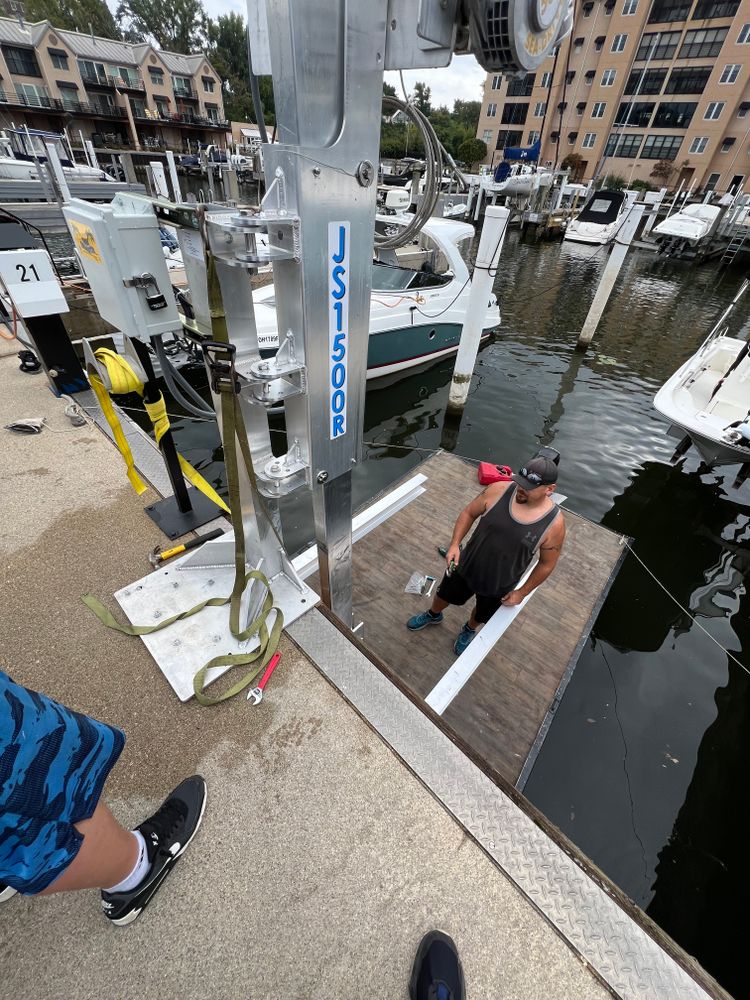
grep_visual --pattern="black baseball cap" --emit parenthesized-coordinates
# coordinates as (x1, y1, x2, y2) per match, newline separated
(513, 456, 558, 490)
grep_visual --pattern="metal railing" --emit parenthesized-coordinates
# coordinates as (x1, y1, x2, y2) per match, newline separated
(0, 89, 129, 117)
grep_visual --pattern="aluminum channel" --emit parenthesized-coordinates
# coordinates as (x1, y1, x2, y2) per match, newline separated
(288, 609, 714, 1000)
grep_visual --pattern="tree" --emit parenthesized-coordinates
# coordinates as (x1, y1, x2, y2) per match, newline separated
(116, 0, 206, 53)
(383, 81, 397, 98)
(561, 152, 584, 181)
(452, 99, 481, 131)
(457, 137, 487, 170)
(650, 159, 675, 184)
(205, 11, 275, 126)
(15, 0, 121, 38)
(412, 81, 431, 115)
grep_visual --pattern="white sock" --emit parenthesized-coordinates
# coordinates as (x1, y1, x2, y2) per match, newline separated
(104, 831, 150, 894)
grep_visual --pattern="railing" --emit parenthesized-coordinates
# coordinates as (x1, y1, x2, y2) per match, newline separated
(79, 68, 111, 86)
(0, 89, 129, 117)
(173, 85, 196, 99)
(133, 107, 229, 128)
(111, 73, 145, 91)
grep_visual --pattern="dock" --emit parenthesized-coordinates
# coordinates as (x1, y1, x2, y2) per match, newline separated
(311, 451, 626, 787)
(0, 342, 723, 1000)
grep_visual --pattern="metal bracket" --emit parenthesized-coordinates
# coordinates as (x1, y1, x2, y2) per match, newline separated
(246, 333, 306, 404)
(207, 210, 300, 267)
(259, 438, 308, 496)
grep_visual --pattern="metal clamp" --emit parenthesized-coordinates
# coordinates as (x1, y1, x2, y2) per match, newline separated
(258, 438, 308, 496)
(201, 340, 241, 394)
(246, 334, 306, 404)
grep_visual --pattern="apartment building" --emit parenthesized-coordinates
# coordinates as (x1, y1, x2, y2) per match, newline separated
(0, 17, 227, 153)
(476, 0, 750, 195)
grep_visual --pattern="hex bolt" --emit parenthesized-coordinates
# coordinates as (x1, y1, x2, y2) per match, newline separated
(317, 471, 328, 483)
(312, 166, 321, 177)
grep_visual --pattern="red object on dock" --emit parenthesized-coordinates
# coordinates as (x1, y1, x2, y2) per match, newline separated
(478, 462, 513, 486)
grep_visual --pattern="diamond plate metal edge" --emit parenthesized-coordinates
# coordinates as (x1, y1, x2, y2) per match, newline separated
(288, 610, 713, 1000)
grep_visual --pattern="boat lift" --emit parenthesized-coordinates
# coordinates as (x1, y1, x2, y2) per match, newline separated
(62, 0, 573, 691)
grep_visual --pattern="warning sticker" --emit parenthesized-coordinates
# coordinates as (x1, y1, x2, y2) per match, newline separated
(69, 220, 102, 264)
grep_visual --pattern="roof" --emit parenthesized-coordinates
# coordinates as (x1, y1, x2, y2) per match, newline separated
(0, 16, 216, 76)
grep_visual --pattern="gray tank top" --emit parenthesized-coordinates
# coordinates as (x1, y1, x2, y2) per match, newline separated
(458, 484, 560, 597)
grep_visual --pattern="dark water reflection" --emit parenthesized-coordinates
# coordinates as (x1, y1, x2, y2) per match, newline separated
(146, 229, 750, 996)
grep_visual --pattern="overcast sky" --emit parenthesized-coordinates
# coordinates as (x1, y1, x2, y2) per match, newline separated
(126, 0, 487, 111)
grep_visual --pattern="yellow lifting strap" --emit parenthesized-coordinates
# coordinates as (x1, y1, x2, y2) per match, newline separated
(89, 348, 229, 515)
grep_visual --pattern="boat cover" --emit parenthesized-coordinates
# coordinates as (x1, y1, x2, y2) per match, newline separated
(576, 190, 625, 224)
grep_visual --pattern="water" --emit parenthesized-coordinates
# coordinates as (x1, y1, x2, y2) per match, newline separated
(128, 231, 750, 997)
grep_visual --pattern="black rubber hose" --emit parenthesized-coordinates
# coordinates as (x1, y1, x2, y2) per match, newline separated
(152, 337, 215, 420)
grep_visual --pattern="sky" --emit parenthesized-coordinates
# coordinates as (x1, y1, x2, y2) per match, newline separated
(137, 0, 488, 111)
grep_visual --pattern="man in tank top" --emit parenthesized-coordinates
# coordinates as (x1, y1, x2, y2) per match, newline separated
(407, 455, 566, 655)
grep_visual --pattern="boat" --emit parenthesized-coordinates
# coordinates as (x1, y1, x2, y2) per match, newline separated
(485, 165, 553, 197)
(0, 128, 113, 182)
(564, 190, 630, 245)
(653, 203, 722, 253)
(253, 214, 499, 377)
(653, 279, 750, 468)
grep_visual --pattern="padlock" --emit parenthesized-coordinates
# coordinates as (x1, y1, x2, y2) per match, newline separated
(145, 289, 168, 311)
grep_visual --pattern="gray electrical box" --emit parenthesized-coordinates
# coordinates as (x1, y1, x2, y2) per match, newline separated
(63, 194, 180, 343)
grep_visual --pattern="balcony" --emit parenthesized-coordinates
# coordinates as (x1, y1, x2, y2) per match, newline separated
(79, 67, 112, 87)
(133, 106, 228, 129)
(0, 89, 129, 117)
(111, 73, 145, 92)
(173, 85, 197, 101)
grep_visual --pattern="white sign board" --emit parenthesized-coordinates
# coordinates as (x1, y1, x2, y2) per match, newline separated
(0, 249, 69, 318)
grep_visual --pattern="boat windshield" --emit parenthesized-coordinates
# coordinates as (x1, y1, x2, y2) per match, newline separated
(372, 261, 451, 291)
(577, 192, 625, 224)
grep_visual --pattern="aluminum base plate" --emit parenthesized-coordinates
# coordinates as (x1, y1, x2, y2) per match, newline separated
(116, 553, 318, 701)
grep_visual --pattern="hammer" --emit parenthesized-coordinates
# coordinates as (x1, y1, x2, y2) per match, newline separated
(149, 528, 224, 568)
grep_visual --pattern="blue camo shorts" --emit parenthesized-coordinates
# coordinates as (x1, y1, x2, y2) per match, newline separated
(0, 671, 125, 894)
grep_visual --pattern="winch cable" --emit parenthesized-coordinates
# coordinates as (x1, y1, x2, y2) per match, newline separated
(152, 335, 215, 420)
(87, 347, 228, 513)
(83, 252, 284, 705)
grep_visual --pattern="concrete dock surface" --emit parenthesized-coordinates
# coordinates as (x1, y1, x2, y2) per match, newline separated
(1, 348, 613, 999)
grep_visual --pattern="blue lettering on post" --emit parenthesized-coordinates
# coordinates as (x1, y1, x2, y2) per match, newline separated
(328, 221, 349, 440)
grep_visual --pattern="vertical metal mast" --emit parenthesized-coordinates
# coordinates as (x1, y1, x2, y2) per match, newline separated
(260, 0, 387, 624)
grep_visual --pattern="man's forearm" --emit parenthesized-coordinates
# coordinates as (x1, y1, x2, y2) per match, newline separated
(516, 561, 554, 599)
(450, 511, 475, 548)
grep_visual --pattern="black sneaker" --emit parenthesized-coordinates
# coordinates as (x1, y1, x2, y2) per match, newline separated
(100, 775, 206, 926)
(409, 930, 466, 1000)
(0, 883, 17, 903)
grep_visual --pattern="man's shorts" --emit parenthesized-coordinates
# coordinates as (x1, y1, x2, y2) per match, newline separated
(0, 672, 125, 894)
(436, 569, 508, 624)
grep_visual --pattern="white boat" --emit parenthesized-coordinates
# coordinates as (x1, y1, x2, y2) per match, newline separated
(253, 215, 500, 378)
(654, 279, 750, 467)
(0, 128, 113, 182)
(485, 167, 553, 197)
(564, 190, 629, 245)
(653, 203, 722, 247)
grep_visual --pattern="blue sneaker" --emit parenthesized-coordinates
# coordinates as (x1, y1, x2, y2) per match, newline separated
(407, 610, 444, 630)
(453, 622, 476, 655)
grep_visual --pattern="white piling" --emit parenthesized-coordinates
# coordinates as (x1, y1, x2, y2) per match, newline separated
(165, 150, 182, 202)
(149, 160, 170, 199)
(85, 140, 100, 172)
(43, 142, 71, 203)
(576, 202, 644, 351)
(447, 205, 509, 415)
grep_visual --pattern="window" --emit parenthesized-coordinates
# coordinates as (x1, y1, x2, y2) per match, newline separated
(585, 70, 596, 83)
(574, 36, 585, 50)
(117, 67, 139, 88)
(704, 101, 725, 120)
(664, 67, 711, 94)
(601, 69, 616, 86)
(720, 137, 736, 152)
(92, 93, 116, 113)
(653, 102, 697, 127)
(625, 68, 667, 95)
(507, 74, 535, 96)
(692, 0, 739, 16)
(679, 28, 727, 59)
(501, 102, 528, 124)
(583, 1, 594, 14)
(690, 136, 708, 153)
(566, 70, 575, 84)
(202, 76, 215, 93)
(129, 97, 147, 117)
(482, 129, 493, 142)
(487, 102, 497, 117)
(739, 102, 750, 118)
(59, 87, 79, 111)
(172, 75, 193, 97)
(534, 101, 547, 116)
(582, 132, 597, 148)
(615, 102, 655, 126)
(640, 135, 683, 160)
(205, 103, 219, 123)
(612, 34, 628, 52)
(495, 130, 522, 149)
(719, 64, 740, 85)
(491, 74, 502, 89)
(605, 0, 616, 11)
(155, 98, 169, 117)
(149, 68, 164, 85)
(14, 83, 49, 107)
(3, 45, 41, 77)
(48, 49, 68, 71)
(648, 0, 692, 21)
(605, 132, 644, 156)
(592, 101, 607, 117)
(705, 172, 720, 192)
(78, 59, 107, 84)
(738, 24, 750, 43)
(595, 36, 605, 51)
(577, 102, 587, 114)
(635, 31, 680, 60)
(528, 130, 541, 143)
(568, 131, 579, 143)
(541, 72, 553, 89)
(623, 0, 638, 13)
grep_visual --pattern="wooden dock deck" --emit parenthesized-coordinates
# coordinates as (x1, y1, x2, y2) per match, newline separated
(321, 452, 626, 788)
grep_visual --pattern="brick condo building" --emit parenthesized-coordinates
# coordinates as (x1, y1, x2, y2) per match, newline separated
(475, 0, 750, 195)
(0, 16, 227, 153)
